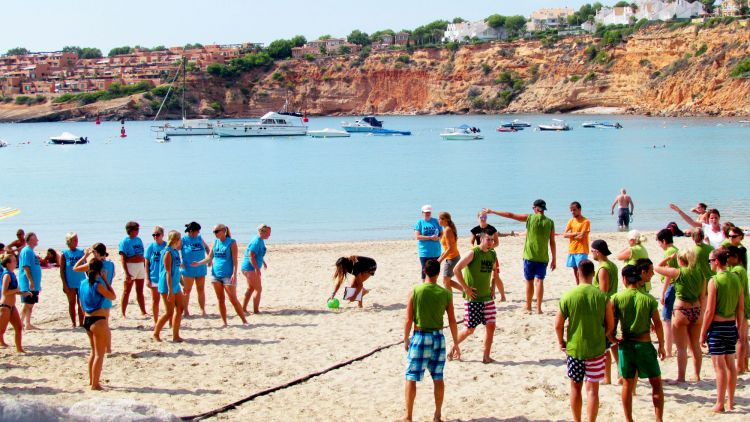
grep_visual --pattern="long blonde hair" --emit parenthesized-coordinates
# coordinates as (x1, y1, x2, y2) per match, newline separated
(439, 212, 457, 241)
(677, 249, 696, 269)
(167, 230, 181, 247)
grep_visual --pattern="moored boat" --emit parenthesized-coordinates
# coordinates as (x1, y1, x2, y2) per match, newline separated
(215, 112, 308, 137)
(496, 127, 518, 133)
(50, 132, 88, 145)
(538, 119, 570, 131)
(152, 58, 216, 137)
(582, 121, 622, 129)
(0, 139, 7, 148)
(308, 128, 350, 138)
(500, 119, 531, 129)
(370, 128, 411, 136)
(341, 116, 384, 133)
(440, 125, 482, 140)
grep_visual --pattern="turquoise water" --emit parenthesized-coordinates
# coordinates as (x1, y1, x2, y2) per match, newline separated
(1, 115, 749, 247)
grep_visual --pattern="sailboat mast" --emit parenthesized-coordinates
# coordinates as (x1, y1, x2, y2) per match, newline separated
(181, 56, 186, 122)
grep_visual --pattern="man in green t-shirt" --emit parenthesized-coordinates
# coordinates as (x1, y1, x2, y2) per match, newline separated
(403, 259, 459, 422)
(453, 229, 498, 363)
(484, 199, 556, 315)
(555, 260, 614, 422)
(612, 264, 666, 422)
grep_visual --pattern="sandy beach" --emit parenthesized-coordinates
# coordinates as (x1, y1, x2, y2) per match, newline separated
(1, 231, 748, 421)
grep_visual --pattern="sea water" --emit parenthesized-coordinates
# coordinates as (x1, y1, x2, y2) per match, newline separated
(1, 115, 748, 247)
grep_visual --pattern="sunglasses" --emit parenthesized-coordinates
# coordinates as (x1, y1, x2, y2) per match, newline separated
(152, 233, 161, 237)
(213, 229, 225, 234)
(728, 235, 741, 239)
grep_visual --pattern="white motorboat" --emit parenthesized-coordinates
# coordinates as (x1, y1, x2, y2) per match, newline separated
(500, 119, 531, 129)
(215, 111, 308, 137)
(538, 119, 571, 131)
(341, 116, 384, 132)
(440, 125, 483, 140)
(582, 121, 622, 129)
(50, 132, 88, 144)
(0, 139, 7, 148)
(740, 120, 750, 124)
(308, 128, 350, 138)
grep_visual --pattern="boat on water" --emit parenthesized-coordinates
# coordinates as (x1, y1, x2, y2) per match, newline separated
(50, 132, 88, 145)
(0, 140, 7, 148)
(581, 121, 622, 129)
(496, 127, 518, 133)
(740, 120, 750, 124)
(440, 125, 483, 140)
(308, 128, 350, 138)
(215, 111, 308, 137)
(370, 128, 411, 136)
(538, 119, 571, 131)
(152, 58, 215, 138)
(341, 116, 384, 133)
(500, 119, 531, 129)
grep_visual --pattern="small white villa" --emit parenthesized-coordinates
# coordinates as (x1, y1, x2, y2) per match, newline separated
(593, 0, 705, 26)
(443, 21, 507, 42)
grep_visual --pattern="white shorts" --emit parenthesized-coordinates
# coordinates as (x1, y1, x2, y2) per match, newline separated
(126, 262, 146, 279)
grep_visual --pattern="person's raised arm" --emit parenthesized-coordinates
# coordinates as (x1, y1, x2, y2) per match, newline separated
(96, 277, 117, 301)
(700, 280, 717, 347)
(670, 203, 701, 228)
(615, 246, 632, 262)
(554, 310, 566, 353)
(403, 291, 414, 351)
(73, 249, 91, 272)
(453, 250, 476, 300)
(653, 257, 680, 280)
(482, 208, 528, 223)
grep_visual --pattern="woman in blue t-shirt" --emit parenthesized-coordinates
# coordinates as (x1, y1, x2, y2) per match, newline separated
(180, 221, 210, 317)
(144, 226, 167, 323)
(60, 233, 86, 328)
(241, 224, 271, 314)
(77, 259, 116, 390)
(154, 230, 185, 342)
(192, 224, 247, 326)
(74, 243, 116, 354)
(414, 205, 443, 280)
(118, 221, 147, 318)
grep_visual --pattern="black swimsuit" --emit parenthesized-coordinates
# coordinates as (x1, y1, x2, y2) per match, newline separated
(82, 316, 106, 332)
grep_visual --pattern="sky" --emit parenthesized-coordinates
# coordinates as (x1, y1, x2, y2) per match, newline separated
(0, 0, 600, 54)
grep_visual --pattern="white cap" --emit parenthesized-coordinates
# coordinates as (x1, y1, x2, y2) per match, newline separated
(421, 204, 432, 213)
(627, 229, 640, 240)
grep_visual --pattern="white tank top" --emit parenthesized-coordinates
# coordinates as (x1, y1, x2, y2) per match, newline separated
(703, 223, 725, 249)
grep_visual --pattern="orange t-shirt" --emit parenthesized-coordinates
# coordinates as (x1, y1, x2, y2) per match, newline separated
(440, 231, 460, 260)
(565, 217, 590, 254)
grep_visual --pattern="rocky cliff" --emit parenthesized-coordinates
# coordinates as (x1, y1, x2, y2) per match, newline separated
(2, 21, 749, 122)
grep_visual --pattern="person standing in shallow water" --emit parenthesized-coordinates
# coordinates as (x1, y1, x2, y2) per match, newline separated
(118, 221, 148, 318)
(611, 188, 634, 230)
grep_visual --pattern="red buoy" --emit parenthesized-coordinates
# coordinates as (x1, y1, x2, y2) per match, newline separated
(303, 111, 309, 123)
(95, 116, 101, 125)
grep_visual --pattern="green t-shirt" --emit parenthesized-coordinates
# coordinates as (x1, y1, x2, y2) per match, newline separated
(729, 265, 750, 320)
(713, 271, 742, 318)
(523, 213, 554, 263)
(412, 282, 452, 331)
(693, 243, 715, 282)
(559, 284, 608, 360)
(673, 266, 703, 303)
(612, 288, 658, 339)
(463, 246, 497, 302)
(625, 244, 648, 266)
(595, 260, 618, 298)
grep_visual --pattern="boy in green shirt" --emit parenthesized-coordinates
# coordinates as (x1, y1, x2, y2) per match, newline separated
(555, 260, 614, 422)
(612, 264, 666, 422)
(403, 259, 459, 422)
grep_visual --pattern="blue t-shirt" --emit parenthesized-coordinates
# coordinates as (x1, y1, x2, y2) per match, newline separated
(181, 234, 207, 277)
(18, 246, 42, 292)
(2, 269, 18, 291)
(145, 242, 167, 282)
(79, 279, 106, 313)
(62, 248, 86, 289)
(158, 247, 182, 294)
(100, 260, 115, 309)
(211, 238, 235, 279)
(118, 236, 145, 258)
(241, 236, 267, 272)
(414, 218, 443, 258)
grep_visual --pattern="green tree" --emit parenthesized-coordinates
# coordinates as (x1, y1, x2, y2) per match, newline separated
(701, 0, 716, 14)
(108, 46, 132, 57)
(6, 47, 29, 55)
(151, 45, 167, 51)
(504, 16, 527, 35)
(184, 43, 203, 50)
(62, 46, 102, 58)
(338, 45, 352, 55)
(265, 39, 293, 59)
(452, 17, 465, 23)
(318, 34, 332, 40)
(485, 14, 507, 29)
(290, 35, 307, 47)
(369, 29, 395, 43)
(614, 1, 630, 7)
(347, 30, 371, 46)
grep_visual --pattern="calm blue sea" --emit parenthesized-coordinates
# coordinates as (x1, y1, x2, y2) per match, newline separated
(1, 114, 748, 248)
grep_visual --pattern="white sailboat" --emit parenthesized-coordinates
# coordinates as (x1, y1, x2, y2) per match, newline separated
(152, 58, 214, 139)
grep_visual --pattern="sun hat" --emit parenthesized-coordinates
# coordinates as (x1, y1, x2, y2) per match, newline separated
(421, 204, 432, 213)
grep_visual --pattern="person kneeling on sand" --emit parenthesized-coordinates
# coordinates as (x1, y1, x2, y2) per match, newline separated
(403, 259, 459, 422)
(330, 256, 377, 308)
(555, 260, 614, 422)
(451, 228, 498, 363)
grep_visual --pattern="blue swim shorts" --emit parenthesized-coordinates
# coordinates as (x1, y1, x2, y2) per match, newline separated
(405, 330, 446, 382)
(523, 259, 547, 281)
(566, 253, 589, 268)
(660, 284, 675, 321)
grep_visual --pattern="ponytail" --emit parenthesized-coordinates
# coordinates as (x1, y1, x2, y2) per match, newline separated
(333, 256, 355, 292)
(439, 212, 458, 242)
(678, 249, 696, 269)
(225, 225, 232, 238)
(87, 259, 103, 285)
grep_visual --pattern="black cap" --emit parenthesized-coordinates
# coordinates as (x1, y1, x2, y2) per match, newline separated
(591, 239, 612, 256)
(185, 221, 201, 233)
(622, 265, 641, 284)
(666, 222, 684, 237)
(533, 199, 547, 211)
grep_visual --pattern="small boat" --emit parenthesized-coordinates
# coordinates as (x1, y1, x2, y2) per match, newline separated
(500, 119, 531, 129)
(308, 128, 350, 138)
(50, 132, 89, 145)
(740, 120, 750, 124)
(538, 119, 570, 131)
(215, 111, 308, 137)
(441, 125, 483, 140)
(370, 128, 411, 136)
(342, 116, 384, 133)
(0, 140, 7, 148)
(581, 121, 622, 129)
(496, 127, 518, 133)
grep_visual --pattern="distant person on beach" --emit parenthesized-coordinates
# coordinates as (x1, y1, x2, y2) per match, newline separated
(60, 233, 86, 328)
(612, 264, 665, 422)
(564, 202, 590, 285)
(145, 226, 167, 323)
(616, 230, 650, 292)
(330, 256, 377, 308)
(5, 229, 25, 257)
(700, 248, 745, 412)
(555, 260, 614, 422)
(656, 229, 679, 358)
(726, 246, 749, 374)
(41, 248, 59, 268)
(451, 228, 498, 363)
(470, 211, 506, 301)
(154, 231, 184, 343)
(181, 222, 209, 317)
(242, 224, 271, 314)
(691, 202, 710, 225)
(18, 232, 41, 330)
(611, 189, 634, 230)
(118, 221, 148, 318)
(77, 259, 116, 390)
(414, 205, 442, 280)
(0, 254, 29, 352)
(192, 224, 247, 326)
(724, 227, 747, 268)
(591, 240, 618, 384)
(669, 204, 725, 248)
(74, 244, 115, 354)
(436, 212, 462, 292)
(403, 259, 459, 422)
(483, 199, 556, 314)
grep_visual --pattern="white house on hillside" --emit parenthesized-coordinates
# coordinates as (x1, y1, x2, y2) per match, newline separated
(527, 7, 576, 31)
(593, 0, 705, 27)
(443, 21, 506, 42)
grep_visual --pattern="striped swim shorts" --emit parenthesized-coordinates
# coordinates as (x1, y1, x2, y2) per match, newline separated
(707, 321, 739, 356)
(464, 300, 497, 328)
(567, 353, 606, 383)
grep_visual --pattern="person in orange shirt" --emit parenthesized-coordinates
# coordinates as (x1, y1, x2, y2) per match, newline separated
(437, 212, 462, 292)
(563, 201, 591, 284)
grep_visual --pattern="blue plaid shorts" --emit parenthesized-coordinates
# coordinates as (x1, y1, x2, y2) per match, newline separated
(405, 330, 446, 381)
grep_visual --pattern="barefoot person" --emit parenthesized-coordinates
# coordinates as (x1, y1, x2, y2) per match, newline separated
(612, 264, 665, 422)
(611, 188, 634, 230)
(452, 228, 498, 363)
(330, 256, 377, 308)
(436, 212, 462, 292)
(415, 205, 442, 280)
(242, 224, 271, 314)
(78, 259, 116, 390)
(484, 199, 556, 314)
(555, 260, 614, 422)
(670, 204, 725, 248)
(700, 248, 745, 412)
(726, 246, 749, 374)
(564, 202, 590, 285)
(192, 224, 247, 326)
(591, 240, 618, 384)
(656, 229, 679, 357)
(118, 221, 148, 318)
(0, 254, 28, 352)
(74, 244, 116, 354)
(470, 211, 506, 301)
(654, 249, 704, 383)
(60, 233, 86, 328)
(18, 232, 41, 330)
(180, 222, 209, 317)
(616, 230, 650, 292)
(403, 259, 459, 422)
(153, 231, 185, 342)
(145, 226, 167, 323)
